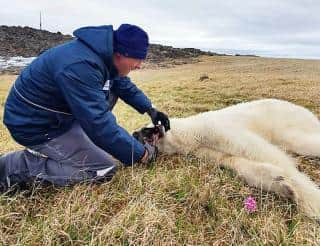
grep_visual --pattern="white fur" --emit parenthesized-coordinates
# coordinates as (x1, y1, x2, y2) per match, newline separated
(157, 99, 320, 219)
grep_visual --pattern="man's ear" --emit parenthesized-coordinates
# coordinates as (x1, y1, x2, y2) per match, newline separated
(114, 52, 121, 57)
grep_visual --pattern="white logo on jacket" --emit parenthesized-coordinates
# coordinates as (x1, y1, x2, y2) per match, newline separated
(103, 80, 110, 91)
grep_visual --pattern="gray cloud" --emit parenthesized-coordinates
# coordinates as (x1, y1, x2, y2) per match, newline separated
(0, 0, 319, 58)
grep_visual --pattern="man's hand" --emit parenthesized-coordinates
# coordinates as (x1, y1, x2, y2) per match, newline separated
(140, 143, 158, 164)
(147, 108, 170, 131)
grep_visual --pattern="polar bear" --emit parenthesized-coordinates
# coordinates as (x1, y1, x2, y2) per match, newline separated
(134, 99, 320, 220)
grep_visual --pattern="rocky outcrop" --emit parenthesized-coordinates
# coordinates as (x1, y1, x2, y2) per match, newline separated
(0, 26, 72, 57)
(147, 44, 219, 62)
(0, 25, 224, 73)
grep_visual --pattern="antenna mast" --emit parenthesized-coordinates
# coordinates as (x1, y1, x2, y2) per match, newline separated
(40, 11, 42, 30)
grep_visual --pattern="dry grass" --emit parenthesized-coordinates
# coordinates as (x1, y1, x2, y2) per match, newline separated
(1, 56, 320, 245)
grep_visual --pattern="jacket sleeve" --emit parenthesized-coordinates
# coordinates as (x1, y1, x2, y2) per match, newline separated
(55, 61, 145, 166)
(111, 76, 152, 114)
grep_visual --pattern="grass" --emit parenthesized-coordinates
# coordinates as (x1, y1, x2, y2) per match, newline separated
(0, 55, 320, 245)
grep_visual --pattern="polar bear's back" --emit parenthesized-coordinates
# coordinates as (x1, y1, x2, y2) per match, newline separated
(185, 99, 320, 138)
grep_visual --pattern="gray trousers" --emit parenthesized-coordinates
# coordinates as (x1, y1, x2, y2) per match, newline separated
(1, 91, 119, 189)
(0, 122, 117, 188)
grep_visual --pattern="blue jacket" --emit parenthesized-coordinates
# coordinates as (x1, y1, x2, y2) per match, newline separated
(3, 25, 152, 165)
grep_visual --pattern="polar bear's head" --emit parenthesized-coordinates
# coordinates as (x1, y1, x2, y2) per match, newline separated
(132, 125, 160, 144)
(132, 124, 178, 155)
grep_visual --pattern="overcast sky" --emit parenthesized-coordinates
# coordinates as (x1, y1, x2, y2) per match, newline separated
(1, 0, 320, 59)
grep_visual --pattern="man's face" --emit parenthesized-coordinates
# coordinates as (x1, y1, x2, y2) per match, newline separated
(113, 53, 143, 77)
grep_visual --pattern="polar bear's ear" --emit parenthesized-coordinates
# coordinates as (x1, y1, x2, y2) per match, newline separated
(132, 130, 145, 144)
(142, 127, 158, 139)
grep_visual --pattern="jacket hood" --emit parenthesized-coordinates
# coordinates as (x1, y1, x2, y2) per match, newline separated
(73, 25, 114, 66)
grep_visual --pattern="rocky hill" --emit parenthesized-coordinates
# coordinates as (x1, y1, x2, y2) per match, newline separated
(0, 26, 72, 57)
(0, 25, 224, 73)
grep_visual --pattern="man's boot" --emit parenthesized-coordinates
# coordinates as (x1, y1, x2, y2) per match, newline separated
(0, 154, 9, 192)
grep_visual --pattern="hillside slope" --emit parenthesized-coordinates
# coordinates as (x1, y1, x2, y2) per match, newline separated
(0, 56, 320, 244)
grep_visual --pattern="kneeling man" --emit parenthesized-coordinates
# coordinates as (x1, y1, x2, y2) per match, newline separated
(0, 24, 170, 191)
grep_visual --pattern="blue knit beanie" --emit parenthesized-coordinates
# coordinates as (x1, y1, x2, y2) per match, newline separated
(113, 24, 149, 59)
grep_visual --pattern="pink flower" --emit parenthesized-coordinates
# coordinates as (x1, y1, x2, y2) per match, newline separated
(244, 196, 257, 213)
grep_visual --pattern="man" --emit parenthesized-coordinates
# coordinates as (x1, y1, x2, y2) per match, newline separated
(0, 24, 170, 191)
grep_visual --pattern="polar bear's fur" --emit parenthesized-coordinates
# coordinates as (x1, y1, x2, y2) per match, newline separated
(152, 99, 320, 219)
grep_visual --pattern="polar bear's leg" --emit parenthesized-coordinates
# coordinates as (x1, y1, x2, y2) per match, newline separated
(194, 148, 296, 199)
(202, 128, 297, 170)
(195, 148, 320, 219)
(276, 130, 320, 157)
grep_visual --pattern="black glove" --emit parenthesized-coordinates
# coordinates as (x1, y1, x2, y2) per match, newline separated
(147, 108, 170, 131)
(141, 143, 158, 164)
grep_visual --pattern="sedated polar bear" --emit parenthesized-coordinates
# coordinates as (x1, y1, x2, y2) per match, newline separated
(134, 99, 320, 220)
